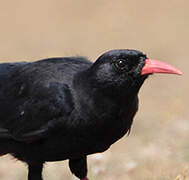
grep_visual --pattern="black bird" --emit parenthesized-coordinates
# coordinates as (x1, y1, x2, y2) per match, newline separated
(0, 49, 182, 180)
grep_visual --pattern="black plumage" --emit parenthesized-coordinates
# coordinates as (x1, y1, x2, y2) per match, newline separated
(0, 49, 181, 180)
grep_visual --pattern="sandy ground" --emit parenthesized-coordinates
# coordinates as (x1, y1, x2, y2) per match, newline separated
(0, 0, 188, 179)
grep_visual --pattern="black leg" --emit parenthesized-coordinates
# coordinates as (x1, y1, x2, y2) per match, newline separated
(28, 162, 43, 180)
(69, 156, 88, 180)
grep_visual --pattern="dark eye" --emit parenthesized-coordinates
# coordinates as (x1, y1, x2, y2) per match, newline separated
(114, 59, 127, 70)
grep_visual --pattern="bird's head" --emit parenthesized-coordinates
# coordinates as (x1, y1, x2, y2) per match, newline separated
(89, 49, 182, 98)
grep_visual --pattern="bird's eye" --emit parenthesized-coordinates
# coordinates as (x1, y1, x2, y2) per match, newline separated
(114, 59, 127, 70)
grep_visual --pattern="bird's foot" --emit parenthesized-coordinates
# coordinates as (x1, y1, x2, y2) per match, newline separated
(81, 178, 89, 180)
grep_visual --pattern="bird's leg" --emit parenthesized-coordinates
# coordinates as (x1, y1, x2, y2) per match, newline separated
(28, 161, 43, 180)
(69, 156, 89, 180)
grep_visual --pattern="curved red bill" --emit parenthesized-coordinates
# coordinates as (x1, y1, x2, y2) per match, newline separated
(141, 59, 182, 75)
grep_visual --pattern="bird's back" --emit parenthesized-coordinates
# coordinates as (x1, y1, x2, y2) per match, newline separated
(0, 57, 92, 128)
(0, 62, 28, 88)
(0, 56, 91, 94)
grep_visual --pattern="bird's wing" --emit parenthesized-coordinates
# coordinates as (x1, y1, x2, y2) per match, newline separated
(5, 82, 74, 143)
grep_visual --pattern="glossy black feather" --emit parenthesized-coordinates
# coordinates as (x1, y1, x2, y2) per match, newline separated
(0, 50, 148, 180)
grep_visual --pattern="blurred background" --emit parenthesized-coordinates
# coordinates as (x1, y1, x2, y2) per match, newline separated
(0, 0, 188, 179)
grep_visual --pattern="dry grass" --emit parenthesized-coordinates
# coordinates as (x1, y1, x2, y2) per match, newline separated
(0, 0, 188, 179)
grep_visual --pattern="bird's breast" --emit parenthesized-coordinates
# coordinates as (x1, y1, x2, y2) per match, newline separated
(27, 97, 139, 161)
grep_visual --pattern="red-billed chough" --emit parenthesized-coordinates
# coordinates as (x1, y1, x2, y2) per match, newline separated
(0, 49, 182, 180)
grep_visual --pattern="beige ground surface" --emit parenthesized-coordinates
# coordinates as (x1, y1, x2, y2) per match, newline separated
(0, 0, 188, 179)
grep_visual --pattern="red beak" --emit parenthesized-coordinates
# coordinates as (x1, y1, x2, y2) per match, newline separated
(141, 59, 182, 75)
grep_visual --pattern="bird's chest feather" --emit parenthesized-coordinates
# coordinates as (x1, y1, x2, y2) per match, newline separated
(72, 95, 139, 154)
(36, 96, 139, 161)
